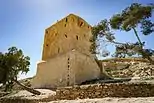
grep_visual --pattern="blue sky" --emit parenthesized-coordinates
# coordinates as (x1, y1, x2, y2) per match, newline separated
(0, 0, 154, 79)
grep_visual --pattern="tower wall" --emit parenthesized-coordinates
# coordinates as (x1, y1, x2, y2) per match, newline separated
(31, 14, 104, 88)
(31, 50, 100, 88)
(42, 14, 92, 60)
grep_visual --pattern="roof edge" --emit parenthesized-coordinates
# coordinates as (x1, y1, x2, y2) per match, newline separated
(46, 13, 91, 30)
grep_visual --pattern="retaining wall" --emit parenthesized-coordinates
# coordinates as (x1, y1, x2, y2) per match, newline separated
(1, 83, 154, 103)
(56, 83, 154, 100)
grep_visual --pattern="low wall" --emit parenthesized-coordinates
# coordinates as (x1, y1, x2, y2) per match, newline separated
(100, 57, 150, 63)
(1, 83, 154, 103)
(56, 83, 154, 100)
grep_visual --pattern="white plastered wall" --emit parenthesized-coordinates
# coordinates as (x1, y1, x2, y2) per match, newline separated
(31, 50, 100, 88)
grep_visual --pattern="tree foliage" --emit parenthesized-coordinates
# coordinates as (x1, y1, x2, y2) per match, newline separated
(90, 3, 154, 63)
(0, 47, 41, 95)
(110, 3, 154, 46)
(110, 3, 154, 60)
(110, 3, 153, 32)
(90, 19, 115, 55)
(0, 47, 30, 91)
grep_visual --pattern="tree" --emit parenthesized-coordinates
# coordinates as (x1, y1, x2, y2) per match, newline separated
(90, 19, 114, 57)
(90, 3, 154, 64)
(0, 47, 41, 95)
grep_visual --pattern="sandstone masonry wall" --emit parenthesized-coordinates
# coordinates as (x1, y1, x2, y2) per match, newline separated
(1, 83, 154, 103)
(42, 14, 92, 60)
(56, 83, 154, 100)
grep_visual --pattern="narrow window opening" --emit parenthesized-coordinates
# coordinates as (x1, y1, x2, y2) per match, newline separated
(55, 33, 57, 36)
(84, 34, 86, 37)
(67, 57, 70, 86)
(64, 24, 66, 27)
(64, 33, 67, 38)
(46, 30, 48, 34)
(46, 44, 48, 47)
(76, 35, 79, 40)
(72, 18, 74, 22)
(58, 48, 60, 53)
(79, 22, 84, 27)
(67, 81, 69, 86)
(66, 18, 68, 22)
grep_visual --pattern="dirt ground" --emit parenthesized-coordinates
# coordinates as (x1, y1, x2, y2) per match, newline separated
(46, 97, 154, 103)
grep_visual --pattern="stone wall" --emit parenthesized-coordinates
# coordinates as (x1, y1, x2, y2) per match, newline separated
(1, 83, 154, 103)
(31, 50, 101, 89)
(42, 14, 92, 60)
(100, 57, 150, 71)
(98, 57, 154, 78)
(56, 83, 154, 100)
(32, 13, 99, 89)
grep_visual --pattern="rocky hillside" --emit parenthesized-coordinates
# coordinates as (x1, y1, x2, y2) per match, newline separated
(103, 58, 154, 78)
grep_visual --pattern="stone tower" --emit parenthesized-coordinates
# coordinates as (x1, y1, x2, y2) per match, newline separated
(42, 14, 92, 60)
(31, 14, 101, 88)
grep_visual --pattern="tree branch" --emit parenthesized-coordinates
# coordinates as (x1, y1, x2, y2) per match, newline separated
(132, 27, 143, 46)
(104, 40, 126, 45)
(13, 79, 41, 95)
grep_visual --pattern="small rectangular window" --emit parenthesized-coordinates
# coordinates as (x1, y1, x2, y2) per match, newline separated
(46, 30, 48, 34)
(79, 22, 84, 27)
(58, 48, 60, 53)
(66, 18, 68, 22)
(76, 35, 79, 40)
(65, 34, 67, 38)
